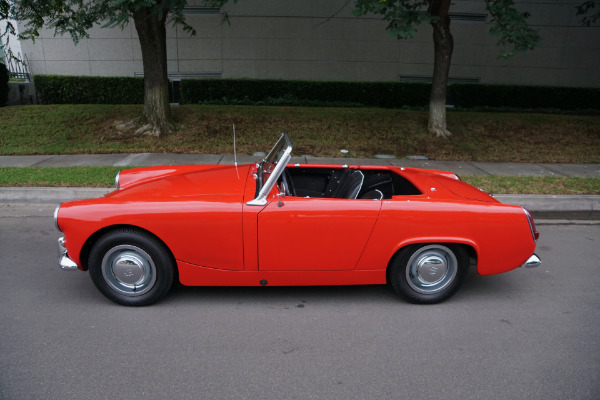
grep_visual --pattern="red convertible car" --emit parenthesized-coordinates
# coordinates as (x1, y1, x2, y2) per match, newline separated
(55, 132, 540, 306)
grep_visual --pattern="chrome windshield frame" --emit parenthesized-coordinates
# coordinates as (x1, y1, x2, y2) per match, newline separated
(247, 132, 293, 206)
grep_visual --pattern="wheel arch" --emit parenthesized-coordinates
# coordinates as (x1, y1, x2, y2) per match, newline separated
(79, 224, 176, 274)
(386, 240, 477, 283)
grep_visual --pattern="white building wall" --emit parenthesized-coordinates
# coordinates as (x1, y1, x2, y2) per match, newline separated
(1, 19, 23, 60)
(17, 0, 600, 87)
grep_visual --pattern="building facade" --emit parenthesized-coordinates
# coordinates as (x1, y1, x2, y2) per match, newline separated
(15, 0, 600, 87)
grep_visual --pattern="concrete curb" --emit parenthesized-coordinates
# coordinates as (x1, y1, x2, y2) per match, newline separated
(494, 194, 600, 220)
(1, 187, 598, 220)
(0, 187, 112, 203)
(1, 154, 599, 178)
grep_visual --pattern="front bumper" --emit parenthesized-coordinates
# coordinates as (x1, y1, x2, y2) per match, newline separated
(58, 237, 79, 271)
(522, 254, 542, 268)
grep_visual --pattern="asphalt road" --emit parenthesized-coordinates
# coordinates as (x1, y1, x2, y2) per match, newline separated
(1, 205, 599, 400)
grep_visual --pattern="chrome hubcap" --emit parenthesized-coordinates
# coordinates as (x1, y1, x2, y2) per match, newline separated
(406, 245, 457, 294)
(102, 245, 156, 296)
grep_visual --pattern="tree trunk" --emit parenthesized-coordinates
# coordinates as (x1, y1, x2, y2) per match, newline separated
(132, 3, 174, 137)
(428, 0, 454, 138)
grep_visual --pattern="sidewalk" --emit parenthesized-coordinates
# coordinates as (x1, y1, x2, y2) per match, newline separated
(1, 153, 600, 177)
(1, 153, 599, 219)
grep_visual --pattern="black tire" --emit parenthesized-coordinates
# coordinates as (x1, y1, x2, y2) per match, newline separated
(389, 244, 468, 304)
(88, 228, 175, 306)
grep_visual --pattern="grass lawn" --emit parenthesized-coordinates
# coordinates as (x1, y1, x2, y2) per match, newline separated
(1, 104, 599, 163)
(1, 104, 598, 194)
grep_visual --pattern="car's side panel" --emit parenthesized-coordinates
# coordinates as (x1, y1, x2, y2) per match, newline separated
(59, 196, 245, 271)
(177, 260, 387, 286)
(357, 198, 536, 275)
(58, 165, 251, 272)
(257, 197, 381, 271)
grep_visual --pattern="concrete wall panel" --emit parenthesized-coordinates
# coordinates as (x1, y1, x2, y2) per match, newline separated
(41, 39, 89, 61)
(267, 60, 356, 81)
(87, 24, 134, 39)
(14, 0, 600, 88)
(267, 38, 313, 61)
(88, 39, 134, 61)
(357, 62, 406, 82)
(178, 38, 222, 60)
(223, 60, 270, 79)
(178, 60, 222, 73)
(181, 16, 224, 38)
(223, 38, 269, 60)
(44, 60, 91, 75)
(266, 18, 314, 40)
(314, 39, 357, 62)
(560, 69, 600, 87)
(90, 60, 134, 76)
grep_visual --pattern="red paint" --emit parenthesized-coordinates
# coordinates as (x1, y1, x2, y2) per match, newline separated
(57, 162, 538, 287)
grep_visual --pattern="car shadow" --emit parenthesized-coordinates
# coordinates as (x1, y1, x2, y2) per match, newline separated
(166, 282, 400, 306)
(163, 267, 520, 306)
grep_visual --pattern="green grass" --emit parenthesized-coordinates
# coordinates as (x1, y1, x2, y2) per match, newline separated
(1, 167, 598, 194)
(461, 176, 600, 195)
(1, 104, 599, 163)
(0, 167, 125, 187)
(1, 104, 598, 194)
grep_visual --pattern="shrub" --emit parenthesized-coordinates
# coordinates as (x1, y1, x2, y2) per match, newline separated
(28, 74, 600, 112)
(449, 84, 600, 111)
(180, 78, 431, 108)
(34, 75, 144, 104)
(0, 63, 9, 107)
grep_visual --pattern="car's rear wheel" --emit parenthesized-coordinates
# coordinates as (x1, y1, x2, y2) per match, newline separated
(88, 229, 175, 306)
(389, 244, 468, 304)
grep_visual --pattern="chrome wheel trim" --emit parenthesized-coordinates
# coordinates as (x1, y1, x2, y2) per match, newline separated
(405, 245, 458, 295)
(101, 245, 157, 296)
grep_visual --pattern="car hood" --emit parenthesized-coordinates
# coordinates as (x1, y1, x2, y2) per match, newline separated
(107, 164, 252, 201)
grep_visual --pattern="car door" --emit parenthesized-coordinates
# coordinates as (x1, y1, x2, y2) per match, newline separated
(257, 197, 381, 271)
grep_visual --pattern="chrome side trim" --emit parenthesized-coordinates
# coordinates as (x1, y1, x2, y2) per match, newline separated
(523, 254, 541, 268)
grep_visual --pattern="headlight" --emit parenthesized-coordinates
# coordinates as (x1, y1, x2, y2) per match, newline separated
(54, 204, 62, 232)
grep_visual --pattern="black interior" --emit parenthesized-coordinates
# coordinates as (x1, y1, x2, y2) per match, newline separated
(284, 167, 421, 199)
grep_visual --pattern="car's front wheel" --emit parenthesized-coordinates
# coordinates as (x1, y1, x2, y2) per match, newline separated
(88, 229, 175, 306)
(389, 244, 468, 304)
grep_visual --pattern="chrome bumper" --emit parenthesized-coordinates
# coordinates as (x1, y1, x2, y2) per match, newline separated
(58, 237, 79, 271)
(522, 254, 542, 268)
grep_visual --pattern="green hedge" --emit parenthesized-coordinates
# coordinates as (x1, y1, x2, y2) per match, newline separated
(180, 78, 431, 108)
(28, 74, 600, 112)
(181, 78, 599, 111)
(0, 63, 9, 107)
(450, 84, 600, 111)
(34, 75, 144, 104)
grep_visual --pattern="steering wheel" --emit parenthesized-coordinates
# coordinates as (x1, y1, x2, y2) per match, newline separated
(281, 169, 296, 196)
